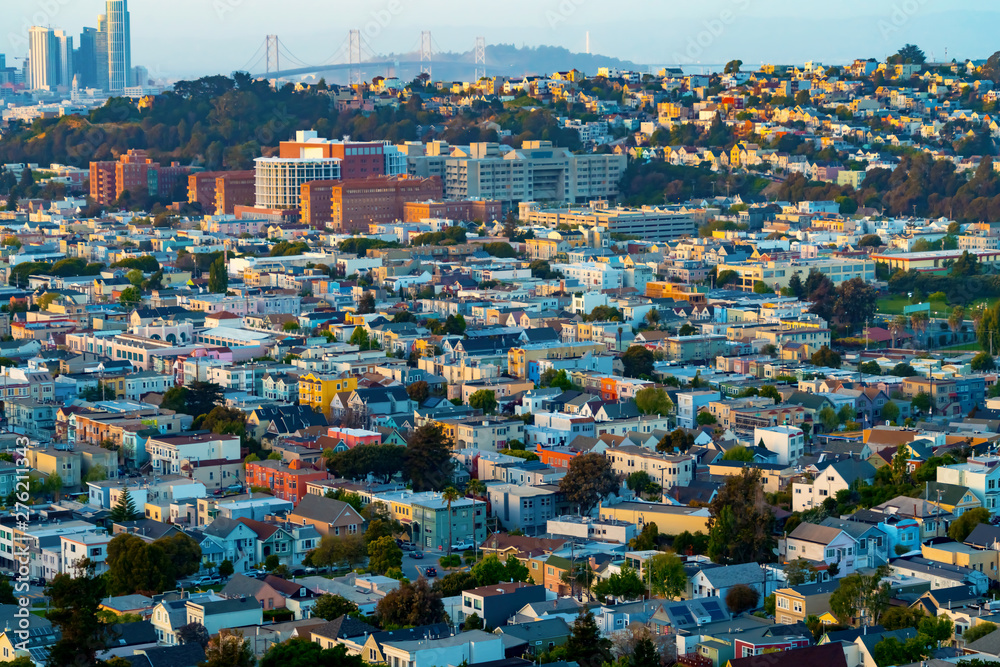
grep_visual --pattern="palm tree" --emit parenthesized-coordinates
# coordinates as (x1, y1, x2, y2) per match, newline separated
(466, 479, 486, 500)
(890, 315, 907, 348)
(442, 486, 461, 557)
(949, 306, 966, 343)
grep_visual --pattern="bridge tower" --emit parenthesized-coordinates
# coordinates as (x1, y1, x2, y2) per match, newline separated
(420, 31, 433, 80)
(348, 29, 362, 86)
(265, 35, 280, 74)
(475, 36, 486, 81)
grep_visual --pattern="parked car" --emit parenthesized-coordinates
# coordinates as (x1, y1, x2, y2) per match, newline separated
(412, 551, 424, 560)
(424, 566, 437, 577)
(451, 540, 474, 551)
(192, 574, 222, 587)
(400, 541, 416, 551)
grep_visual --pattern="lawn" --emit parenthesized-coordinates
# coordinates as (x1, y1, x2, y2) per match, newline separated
(939, 341, 984, 352)
(877, 295, 994, 318)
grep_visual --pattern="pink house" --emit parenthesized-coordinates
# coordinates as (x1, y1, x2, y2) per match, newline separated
(325, 427, 382, 451)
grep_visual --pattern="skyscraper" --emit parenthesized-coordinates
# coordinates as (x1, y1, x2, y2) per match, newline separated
(76, 27, 98, 89)
(96, 14, 109, 91)
(28, 27, 56, 90)
(54, 30, 74, 89)
(105, 0, 131, 92)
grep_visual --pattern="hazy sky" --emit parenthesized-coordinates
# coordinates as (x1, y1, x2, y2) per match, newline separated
(4, 0, 999, 79)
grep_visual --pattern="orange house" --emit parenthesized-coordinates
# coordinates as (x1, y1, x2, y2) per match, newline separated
(600, 378, 620, 401)
(245, 459, 329, 505)
(535, 444, 576, 469)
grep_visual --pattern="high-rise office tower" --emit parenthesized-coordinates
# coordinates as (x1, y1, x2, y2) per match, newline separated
(76, 27, 98, 89)
(105, 0, 131, 92)
(28, 26, 56, 90)
(96, 14, 109, 91)
(54, 30, 73, 89)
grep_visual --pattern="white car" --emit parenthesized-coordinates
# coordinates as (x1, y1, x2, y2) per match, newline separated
(191, 574, 222, 587)
(451, 541, 474, 551)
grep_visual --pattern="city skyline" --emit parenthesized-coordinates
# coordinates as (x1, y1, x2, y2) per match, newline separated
(4, 1, 1000, 80)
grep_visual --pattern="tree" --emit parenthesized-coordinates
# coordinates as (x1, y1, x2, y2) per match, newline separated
(622, 346, 654, 378)
(313, 594, 359, 621)
(829, 565, 891, 625)
(881, 401, 900, 424)
(119, 286, 142, 306)
(264, 554, 281, 572)
(375, 578, 445, 627)
(646, 551, 687, 599)
(707, 469, 775, 564)
(358, 292, 376, 315)
(893, 43, 927, 64)
(833, 277, 878, 334)
(208, 256, 228, 294)
(203, 631, 254, 667)
(468, 389, 498, 414)
(726, 584, 760, 614)
(559, 452, 619, 515)
(811, 345, 842, 368)
(594, 565, 645, 603)
(890, 362, 918, 377)
(84, 464, 108, 483)
(819, 406, 839, 432)
(433, 570, 479, 597)
(759, 385, 782, 403)
(0, 577, 16, 605)
(696, 411, 717, 426)
(949, 507, 992, 541)
(964, 622, 998, 643)
(634, 387, 673, 416)
(470, 554, 507, 586)
(260, 638, 365, 667)
(979, 302, 1000, 356)
(45, 560, 109, 667)
(626, 471, 661, 499)
(911, 391, 932, 413)
(880, 605, 926, 631)
(441, 486, 461, 556)
(407, 380, 430, 404)
(859, 234, 883, 248)
(176, 621, 210, 648)
(784, 558, 818, 586)
(403, 423, 454, 492)
(564, 609, 613, 666)
(972, 352, 997, 372)
(464, 612, 484, 630)
(158, 533, 202, 579)
(859, 361, 882, 375)
(367, 536, 402, 575)
(630, 636, 661, 667)
(722, 442, 757, 462)
(109, 488, 140, 522)
(219, 559, 234, 578)
(106, 533, 175, 596)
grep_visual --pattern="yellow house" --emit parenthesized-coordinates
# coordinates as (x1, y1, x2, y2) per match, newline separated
(598, 501, 710, 536)
(921, 542, 1000, 581)
(298, 373, 358, 417)
(919, 481, 981, 517)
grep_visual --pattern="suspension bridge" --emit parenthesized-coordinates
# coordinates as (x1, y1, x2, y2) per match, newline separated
(238, 31, 487, 83)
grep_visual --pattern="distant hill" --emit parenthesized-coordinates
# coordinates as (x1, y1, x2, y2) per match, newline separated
(344, 43, 644, 84)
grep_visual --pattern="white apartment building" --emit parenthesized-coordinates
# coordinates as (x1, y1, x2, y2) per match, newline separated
(605, 446, 695, 492)
(61, 531, 111, 576)
(254, 157, 341, 209)
(937, 456, 1000, 513)
(406, 141, 625, 205)
(147, 433, 241, 488)
(555, 262, 623, 290)
(753, 426, 805, 466)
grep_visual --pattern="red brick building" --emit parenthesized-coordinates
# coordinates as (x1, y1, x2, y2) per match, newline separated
(190, 170, 256, 215)
(403, 199, 502, 223)
(280, 136, 386, 179)
(90, 150, 195, 205)
(215, 171, 255, 214)
(244, 459, 328, 506)
(300, 180, 336, 227)
(328, 175, 442, 232)
(89, 162, 117, 205)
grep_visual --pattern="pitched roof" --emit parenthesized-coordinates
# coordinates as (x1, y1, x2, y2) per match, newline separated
(788, 522, 845, 545)
(309, 615, 377, 641)
(728, 642, 846, 667)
